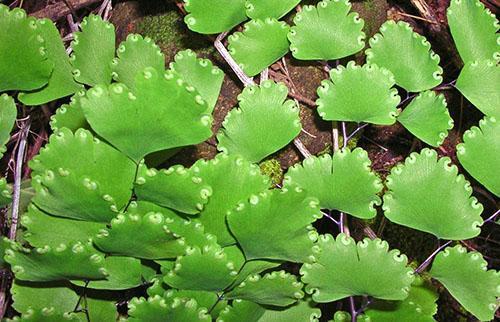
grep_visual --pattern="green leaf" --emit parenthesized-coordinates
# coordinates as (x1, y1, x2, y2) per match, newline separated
(246, 0, 300, 20)
(5, 241, 107, 282)
(288, 0, 365, 60)
(301, 233, 414, 302)
(0, 178, 12, 206)
(183, 0, 247, 34)
(11, 280, 79, 315)
(21, 204, 104, 248)
(447, 0, 499, 64)
(127, 295, 211, 322)
(1, 237, 11, 269)
(397, 91, 454, 147)
(366, 20, 443, 92)
(71, 256, 145, 290)
(228, 19, 290, 76)
(383, 148, 483, 240)
(49, 92, 90, 133)
(364, 277, 439, 322)
(163, 289, 221, 313)
(227, 187, 321, 263)
(135, 163, 211, 215)
(226, 271, 303, 306)
(216, 299, 321, 322)
(170, 49, 224, 112)
(163, 244, 243, 292)
(94, 211, 186, 260)
(81, 297, 117, 322)
(192, 153, 269, 246)
(316, 62, 400, 124)
(457, 116, 499, 197)
(18, 19, 82, 106)
(81, 68, 212, 162)
(284, 148, 383, 219)
(0, 94, 17, 159)
(0, 5, 53, 92)
(30, 128, 136, 223)
(70, 14, 115, 86)
(455, 60, 499, 118)
(111, 34, 165, 91)
(7, 309, 83, 322)
(217, 80, 301, 163)
(430, 245, 500, 321)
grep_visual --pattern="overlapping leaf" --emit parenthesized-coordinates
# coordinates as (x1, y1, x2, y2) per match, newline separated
(455, 60, 499, 118)
(170, 49, 224, 113)
(128, 295, 211, 322)
(288, 0, 365, 60)
(301, 234, 414, 302)
(316, 62, 400, 124)
(49, 92, 90, 133)
(0, 5, 53, 92)
(70, 14, 115, 86)
(430, 245, 500, 321)
(246, 0, 300, 20)
(366, 20, 443, 92)
(284, 148, 382, 219)
(18, 19, 81, 105)
(217, 81, 301, 163)
(81, 68, 213, 162)
(457, 116, 499, 197)
(227, 187, 321, 263)
(183, 0, 247, 34)
(6, 309, 83, 322)
(0, 94, 17, 159)
(111, 33, 165, 90)
(228, 19, 290, 76)
(397, 91, 453, 147)
(191, 153, 269, 246)
(30, 128, 136, 223)
(383, 148, 483, 240)
(447, 0, 499, 64)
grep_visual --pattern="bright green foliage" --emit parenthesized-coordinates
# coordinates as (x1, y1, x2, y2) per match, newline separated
(111, 34, 165, 91)
(7, 309, 83, 322)
(191, 153, 269, 246)
(231, 259, 281, 287)
(447, 0, 499, 64)
(383, 148, 483, 240)
(81, 69, 212, 162)
(284, 148, 383, 219)
(430, 245, 500, 321)
(183, 0, 247, 34)
(246, 0, 300, 20)
(5, 242, 107, 282)
(71, 256, 146, 290)
(397, 91, 453, 147)
(30, 128, 136, 223)
(1, 237, 11, 269)
(301, 234, 414, 302)
(316, 62, 400, 124)
(49, 92, 90, 133)
(288, 0, 365, 61)
(228, 19, 290, 76)
(366, 20, 443, 92)
(455, 60, 499, 118)
(0, 5, 53, 92)
(11, 280, 79, 315)
(70, 15, 115, 86)
(163, 244, 243, 292)
(170, 49, 224, 112)
(363, 277, 439, 322)
(227, 187, 321, 263)
(217, 80, 301, 163)
(0, 178, 12, 206)
(162, 289, 222, 315)
(134, 163, 211, 215)
(226, 271, 304, 306)
(21, 204, 104, 248)
(94, 211, 186, 259)
(217, 299, 321, 322)
(0, 94, 17, 159)
(127, 296, 211, 322)
(457, 116, 499, 196)
(18, 19, 81, 106)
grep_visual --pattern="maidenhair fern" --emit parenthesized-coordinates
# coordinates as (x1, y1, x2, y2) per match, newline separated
(0, 1, 499, 322)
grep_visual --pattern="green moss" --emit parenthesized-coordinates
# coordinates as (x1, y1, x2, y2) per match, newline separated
(259, 159, 283, 186)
